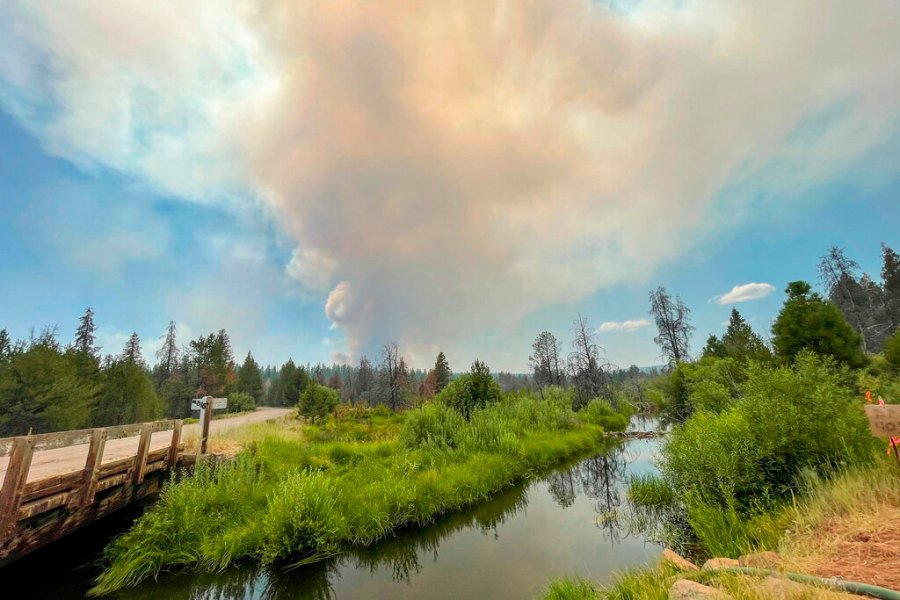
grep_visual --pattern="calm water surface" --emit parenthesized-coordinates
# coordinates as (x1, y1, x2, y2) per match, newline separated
(1, 436, 662, 599)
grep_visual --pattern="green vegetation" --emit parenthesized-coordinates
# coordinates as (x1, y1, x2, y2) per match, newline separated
(539, 244, 900, 598)
(92, 389, 627, 594)
(434, 359, 502, 419)
(772, 281, 866, 367)
(298, 383, 340, 422)
(225, 391, 256, 413)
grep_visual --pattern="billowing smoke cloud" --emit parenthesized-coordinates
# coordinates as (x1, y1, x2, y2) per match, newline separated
(3, 1, 900, 364)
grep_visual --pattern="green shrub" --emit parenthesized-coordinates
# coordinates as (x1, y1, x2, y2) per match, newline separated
(298, 384, 339, 423)
(660, 352, 876, 512)
(579, 398, 629, 431)
(885, 329, 900, 373)
(227, 391, 256, 413)
(434, 360, 501, 419)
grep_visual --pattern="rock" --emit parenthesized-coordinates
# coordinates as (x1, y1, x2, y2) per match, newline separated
(756, 575, 811, 599)
(669, 579, 732, 600)
(702, 557, 740, 570)
(663, 548, 700, 571)
(738, 551, 784, 569)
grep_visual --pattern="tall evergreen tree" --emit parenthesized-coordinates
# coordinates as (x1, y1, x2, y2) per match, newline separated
(883, 243, 900, 332)
(73, 307, 99, 357)
(94, 358, 161, 426)
(719, 308, 771, 362)
(0, 329, 12, 363)
(122, 332, 143, 365)
(433, 351, 452, 393)
(237, 351, 264, 404)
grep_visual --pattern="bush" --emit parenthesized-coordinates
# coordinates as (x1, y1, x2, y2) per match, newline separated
(579, 398, 629, 431)
(227, 391, 256, 413)
(434, 360, 501, 419)
(400, 403, 466, 450)
(885, 329, 900, 373)
(660, 352, 875, 512)
(298, 384, 340, 423)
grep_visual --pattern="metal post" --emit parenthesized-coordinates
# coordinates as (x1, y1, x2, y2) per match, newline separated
(200, 396, 213, 455)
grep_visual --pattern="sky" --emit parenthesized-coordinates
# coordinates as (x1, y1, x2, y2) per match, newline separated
(0, 0, 898, 371)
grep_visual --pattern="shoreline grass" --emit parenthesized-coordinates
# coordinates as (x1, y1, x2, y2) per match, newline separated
(537, 457, 900, 599)
(92, 394, 619, 595)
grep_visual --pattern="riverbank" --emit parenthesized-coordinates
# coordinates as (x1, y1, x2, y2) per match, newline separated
(539, 458, 900, 599)
(92, 395, 628, 594)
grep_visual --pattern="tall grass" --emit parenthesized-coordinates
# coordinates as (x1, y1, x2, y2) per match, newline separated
(93, 395, 621, 594)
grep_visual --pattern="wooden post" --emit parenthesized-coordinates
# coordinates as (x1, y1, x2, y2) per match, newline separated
(133, 424, 152, 485)
(79, 429, 107, 507)
(167, 420, 183, 469)
(0, 437, 34, 535)
(891, 436, 900, 469)
(200, 396, 213, 455)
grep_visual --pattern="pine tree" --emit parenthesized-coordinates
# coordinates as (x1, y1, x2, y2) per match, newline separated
(73, 307, 99, 357)
(122, 332, 143, 365)
(883, 243, 900, 332)
(0, 329, 11, 363)
(237, 351, 264, 404)
(772, 281, 865, 367)
(720, 308, 771, 362)
(433, 351, 451, 393)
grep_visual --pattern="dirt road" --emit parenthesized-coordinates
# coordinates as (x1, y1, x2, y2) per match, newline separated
(0, 407, 293, 483)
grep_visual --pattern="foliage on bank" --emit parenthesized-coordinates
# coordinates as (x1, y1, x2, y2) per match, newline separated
(92, 389, 627, 594)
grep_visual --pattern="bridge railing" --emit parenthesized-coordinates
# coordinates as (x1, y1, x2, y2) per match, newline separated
(0, 419, 184, 537)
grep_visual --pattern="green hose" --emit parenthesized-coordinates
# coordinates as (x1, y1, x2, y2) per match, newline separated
(702, 566, 900, 600)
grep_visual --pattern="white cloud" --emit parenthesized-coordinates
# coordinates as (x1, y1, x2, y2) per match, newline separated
(714, 283, 776, 304)
(599, 319, 651, 332)
(3, 1, 899, 363)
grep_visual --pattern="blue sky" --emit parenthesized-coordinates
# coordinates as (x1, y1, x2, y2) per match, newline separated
(1, 1, 898, 370)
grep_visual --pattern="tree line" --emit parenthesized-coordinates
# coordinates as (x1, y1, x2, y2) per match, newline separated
(2, 242, 896, 436)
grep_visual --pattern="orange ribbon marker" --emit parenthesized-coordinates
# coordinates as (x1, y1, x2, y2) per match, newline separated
(865, 390, 873, 403)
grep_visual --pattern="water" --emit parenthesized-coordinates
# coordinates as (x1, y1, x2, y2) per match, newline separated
(0, 437, 663, 599)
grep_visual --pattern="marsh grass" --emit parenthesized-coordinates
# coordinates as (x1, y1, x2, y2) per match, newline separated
(93, 396, 615, 594)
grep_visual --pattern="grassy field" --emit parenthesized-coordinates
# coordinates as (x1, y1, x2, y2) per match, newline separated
(93, 395, 624, 594)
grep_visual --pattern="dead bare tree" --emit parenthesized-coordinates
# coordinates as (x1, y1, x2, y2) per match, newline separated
(648, 287, 693, 366)
(529, 331, 565, 389)
(568, 315, 613, 409)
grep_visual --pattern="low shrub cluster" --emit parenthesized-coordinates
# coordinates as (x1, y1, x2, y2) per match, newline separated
(631, 352, 876, 558)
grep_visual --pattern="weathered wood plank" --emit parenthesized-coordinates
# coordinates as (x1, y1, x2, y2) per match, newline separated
(133, 424, 152, 485)
(0, 437, 34, 535)
(168, 420, 183, 468)
(0, 420, 178, 456)
(18, 490, 78, 520)
(22, 472, 82, 503)
(79, 429, 107, 507)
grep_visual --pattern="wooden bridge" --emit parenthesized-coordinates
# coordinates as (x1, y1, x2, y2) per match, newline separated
(0, 419, 187, 565)
(0, 407, 293, 566)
